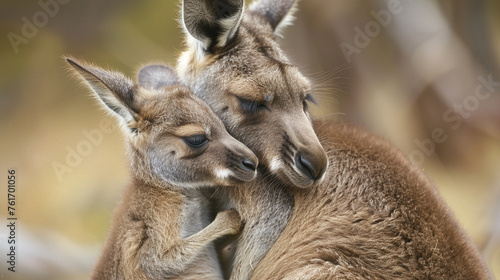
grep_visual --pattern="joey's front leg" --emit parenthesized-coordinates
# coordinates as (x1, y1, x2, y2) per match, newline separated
(140, 209, 243, 279)
(211, 209, 243, 237)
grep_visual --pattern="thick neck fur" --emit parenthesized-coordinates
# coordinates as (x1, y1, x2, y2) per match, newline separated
(211, 171, 294, 279)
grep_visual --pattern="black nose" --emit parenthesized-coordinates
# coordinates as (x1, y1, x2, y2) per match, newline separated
(241, 159, 257, 172)
(295, 153, 321, 180)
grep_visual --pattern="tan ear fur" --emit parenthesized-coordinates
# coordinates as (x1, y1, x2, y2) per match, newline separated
(248, 0, 298, 37)
(65, 56, 138, 123)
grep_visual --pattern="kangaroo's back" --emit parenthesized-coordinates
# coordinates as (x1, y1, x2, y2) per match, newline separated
(252, 122, 491, 280)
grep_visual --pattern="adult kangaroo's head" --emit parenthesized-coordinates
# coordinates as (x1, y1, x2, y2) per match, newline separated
(178, 0, 328, 188)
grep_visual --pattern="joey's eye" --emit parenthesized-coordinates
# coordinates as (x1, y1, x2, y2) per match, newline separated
(303, 94, 316, 111)
(183, 134, 208, 148)
(237, 96, 268, 113)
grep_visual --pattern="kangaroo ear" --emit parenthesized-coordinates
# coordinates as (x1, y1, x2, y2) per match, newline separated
(66, 57, 138, 123)
(138, 64, 179, 90)
(249, 0, 297, 36)
(182, 0, 244, 52)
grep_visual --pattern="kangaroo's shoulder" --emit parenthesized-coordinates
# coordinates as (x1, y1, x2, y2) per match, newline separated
(313, 120, 446, 215)
(314, 121, 432, 193)
(314, 121, 411, 168)
(253, 121, 491, 280)
(308, 120, 491, 279)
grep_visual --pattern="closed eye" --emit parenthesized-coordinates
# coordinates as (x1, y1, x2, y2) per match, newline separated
(183, 134, 209, 148)
(237, 96, 268, 113)
(303, 94, 316, 111)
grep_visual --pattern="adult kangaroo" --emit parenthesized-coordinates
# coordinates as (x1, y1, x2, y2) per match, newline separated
(178, 0, 492, 279)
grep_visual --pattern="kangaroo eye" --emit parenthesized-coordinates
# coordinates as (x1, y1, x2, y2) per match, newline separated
(303, 94, 316, 111)
(183, 134, 208, 148)
(237, 96, 268, 113)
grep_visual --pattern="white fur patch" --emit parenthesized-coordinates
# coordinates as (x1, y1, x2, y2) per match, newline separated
(317, 170, 327, 183)
(215, 168, 232, 180)
(269, 157, 282, 172)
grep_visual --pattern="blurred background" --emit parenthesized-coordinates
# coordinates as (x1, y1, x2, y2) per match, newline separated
(0, 0, 499, 279)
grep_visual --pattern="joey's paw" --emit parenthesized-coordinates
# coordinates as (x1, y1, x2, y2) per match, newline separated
(215, 209, 243, 235)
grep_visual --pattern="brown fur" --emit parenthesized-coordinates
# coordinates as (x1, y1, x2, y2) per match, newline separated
(178, 0, 492, 279)
(66, 58, 258, 279)
(251, 122, 492, 279)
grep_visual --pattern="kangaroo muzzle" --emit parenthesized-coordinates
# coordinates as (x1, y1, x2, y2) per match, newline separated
(283, 116, 328, 188)
(224, 139, 259, 182)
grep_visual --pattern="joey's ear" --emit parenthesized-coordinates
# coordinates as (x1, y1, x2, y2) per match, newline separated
(66, 57, 138, 123)
(182, 0, 244, 52)
(138, 64, 179, 90)
(249, 0, 297, 36)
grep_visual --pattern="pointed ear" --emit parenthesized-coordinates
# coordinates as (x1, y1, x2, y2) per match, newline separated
(66, 57, 138, 123)
(249, 0, 297, 36)
(182, 0, 244, 52)
(138, 64, 179, 90)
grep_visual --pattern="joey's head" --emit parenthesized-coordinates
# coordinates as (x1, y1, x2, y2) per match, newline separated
(66, 57, 257, 189)
(178, 0, 328, 188)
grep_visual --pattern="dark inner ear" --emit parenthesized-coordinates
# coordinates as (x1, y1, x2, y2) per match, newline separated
(183, 0, 244, 52)
(138, 64, 179, 90)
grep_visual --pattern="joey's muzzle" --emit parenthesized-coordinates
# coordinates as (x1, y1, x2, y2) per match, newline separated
(225, 141, 258, 182)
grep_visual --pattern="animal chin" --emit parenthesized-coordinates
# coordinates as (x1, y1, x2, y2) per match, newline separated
(267, 156, 315, 188)
(230, 169, 257, 182)
(286, 170, 314, 188)
(270, 163, 314, 188)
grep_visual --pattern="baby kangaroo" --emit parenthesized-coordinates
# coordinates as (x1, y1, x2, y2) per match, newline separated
(66, 57, 258, 280)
